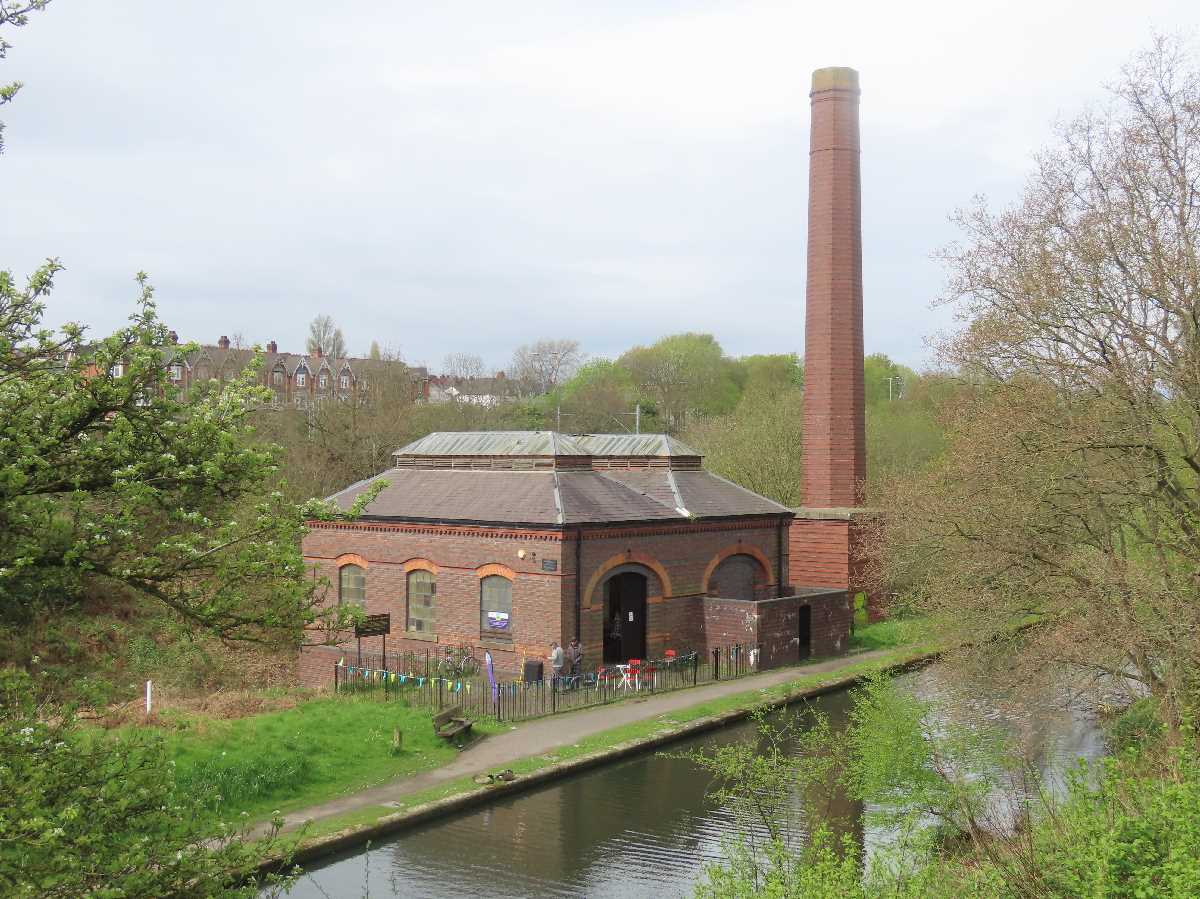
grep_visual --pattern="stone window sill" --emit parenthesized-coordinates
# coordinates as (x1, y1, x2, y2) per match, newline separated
(480, 637, 514, 650)
(405, 630, 438, 642)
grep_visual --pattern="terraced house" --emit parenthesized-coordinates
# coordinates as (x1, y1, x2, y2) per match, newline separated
(298, 431, 852, 685)
(161, 335, 425, 408)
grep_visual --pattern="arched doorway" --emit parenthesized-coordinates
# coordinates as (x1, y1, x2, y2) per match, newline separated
(603, 571, 647, 663)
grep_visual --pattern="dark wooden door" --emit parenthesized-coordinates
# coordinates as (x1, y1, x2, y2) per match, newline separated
(604, 573, 648, 662)
(797, 604, 812, 660)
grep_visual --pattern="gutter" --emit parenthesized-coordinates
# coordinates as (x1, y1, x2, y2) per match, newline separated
(574, 527, 583, 642)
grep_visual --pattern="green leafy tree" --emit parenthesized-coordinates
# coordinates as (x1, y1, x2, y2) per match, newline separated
(684, 384, 803, 505)
(555, 359, 651, 433)
(0, 264, 364, 650)
(0, 670, 295, 898)
(619, 333, 740, 432)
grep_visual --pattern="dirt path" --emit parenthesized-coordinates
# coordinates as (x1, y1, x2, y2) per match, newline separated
(265, 649, 890, 835)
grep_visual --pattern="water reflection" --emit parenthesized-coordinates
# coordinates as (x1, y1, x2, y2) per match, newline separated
(286, 669, 1102, 899)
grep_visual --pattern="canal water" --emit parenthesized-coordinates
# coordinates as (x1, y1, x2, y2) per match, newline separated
(284, 668, 1105, 898)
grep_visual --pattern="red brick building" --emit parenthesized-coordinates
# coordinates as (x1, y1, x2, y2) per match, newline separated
(298, 63, 873, 686)
(298, 432, 850, 686)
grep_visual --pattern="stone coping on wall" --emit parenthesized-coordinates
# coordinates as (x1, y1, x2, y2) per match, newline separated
(791, 506, 877, 520)
(705, 587, 848, 606)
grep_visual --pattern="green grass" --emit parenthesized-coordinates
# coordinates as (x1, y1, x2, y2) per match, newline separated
(286, 640, 942, 850)
(849, 615, 932, 651)
(127, 695, 501, 823)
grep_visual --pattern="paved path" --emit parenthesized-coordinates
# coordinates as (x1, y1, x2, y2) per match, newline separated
(268, 649, 891, 835)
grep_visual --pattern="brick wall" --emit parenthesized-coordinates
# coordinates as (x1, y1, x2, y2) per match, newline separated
(699, 590, 851, 669)
(303, 522, 569, 677)
(575, 517, 788, 667)
(802, 66, 866, 509)
(789, 518, 851, 587)
(299, 516, 797, 687)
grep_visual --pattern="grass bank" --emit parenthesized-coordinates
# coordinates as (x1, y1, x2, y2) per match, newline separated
(282, 623, 938, 855)
(102, 695, 502, 823)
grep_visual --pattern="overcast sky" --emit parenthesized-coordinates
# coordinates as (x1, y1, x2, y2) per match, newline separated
(3, 2, 1197, 372)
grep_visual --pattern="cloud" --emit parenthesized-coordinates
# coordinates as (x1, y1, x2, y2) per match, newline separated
(2, 0, 1196, 371)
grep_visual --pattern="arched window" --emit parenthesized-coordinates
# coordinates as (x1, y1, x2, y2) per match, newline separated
(480, 575, 512, 637)
(338, 564, 366, 606)
(407, 570, 436, 633)
(710, 554, 760, 601)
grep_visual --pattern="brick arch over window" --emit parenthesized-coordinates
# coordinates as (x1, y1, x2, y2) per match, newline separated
(476, 562, 516, 580)
(334, 552, 369, 569)
(403, 558, 438, 575)
(584, 551, 673, 608)
(701, 545, 772, 596)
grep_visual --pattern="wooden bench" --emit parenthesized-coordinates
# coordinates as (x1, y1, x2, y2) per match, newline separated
(432, 705, 474, 746)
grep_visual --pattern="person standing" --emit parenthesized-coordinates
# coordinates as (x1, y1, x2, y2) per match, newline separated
(566, 637, 583, 687)
(548, 641, 564, 687)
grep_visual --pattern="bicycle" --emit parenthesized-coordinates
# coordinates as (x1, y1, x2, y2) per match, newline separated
(436, 644, 481, 680)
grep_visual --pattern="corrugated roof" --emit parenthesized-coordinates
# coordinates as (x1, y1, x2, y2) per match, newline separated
(574, 433, 701, 457)
(394, 431, 590, 457)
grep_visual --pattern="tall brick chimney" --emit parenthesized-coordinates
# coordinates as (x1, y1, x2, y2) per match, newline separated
(803, 66, 865, 508)
(790, 66, 874, 617)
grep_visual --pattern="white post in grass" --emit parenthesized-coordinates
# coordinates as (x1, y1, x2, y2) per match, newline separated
(146, 680, 153, 715)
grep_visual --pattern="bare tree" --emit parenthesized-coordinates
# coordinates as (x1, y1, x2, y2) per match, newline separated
(508, 339, 583, 396)
(443, 352, 484, 381)
(872, 36, 1200, 736)
(306, 315, 345, 360)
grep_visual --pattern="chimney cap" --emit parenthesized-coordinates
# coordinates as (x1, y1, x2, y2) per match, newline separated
(811, 66, 859, 94)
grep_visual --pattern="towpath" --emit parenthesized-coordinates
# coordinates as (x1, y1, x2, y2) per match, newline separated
(264, 649, 892, 836)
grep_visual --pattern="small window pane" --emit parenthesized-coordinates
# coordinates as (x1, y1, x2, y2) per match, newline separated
(297, 372, 307, 387)
(272, 369, 283, 385)
(339, 564, 366, 606)
(480, 575, 512, 635)
(407, 570, 436, 633)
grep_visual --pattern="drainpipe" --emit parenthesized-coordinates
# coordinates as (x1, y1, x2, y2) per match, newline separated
(574, 527, 583, 642)
(777, 516, 786, 598)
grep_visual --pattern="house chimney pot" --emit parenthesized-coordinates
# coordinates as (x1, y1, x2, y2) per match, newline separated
(218, 335, 230, 349)
(267, 340, 278, 354)
(315, 345, 323, 359)
(168, 330, 178, 344)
